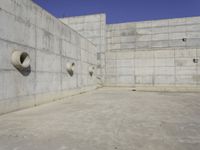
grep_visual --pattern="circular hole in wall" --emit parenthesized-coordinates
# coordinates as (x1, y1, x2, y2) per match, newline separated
(66, 62, 75, 77)
(11, 51, 31, 76)
(182, 38, 187, 42)
(20, 52, 30, 68)
(12, 51, 30, 69)
(89, 66, 95, 77)
(193, 58, 198, 63)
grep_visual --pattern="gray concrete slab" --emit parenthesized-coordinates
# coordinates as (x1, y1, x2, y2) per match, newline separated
(0, 87, 200, 150)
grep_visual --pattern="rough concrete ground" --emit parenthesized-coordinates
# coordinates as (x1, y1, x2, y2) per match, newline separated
(0, 88, 200, 150)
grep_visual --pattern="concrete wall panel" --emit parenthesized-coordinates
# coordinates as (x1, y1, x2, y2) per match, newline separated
(60, 14, 106, 83)
(0, 0, 98, 114)
(106, 17, 200, 88)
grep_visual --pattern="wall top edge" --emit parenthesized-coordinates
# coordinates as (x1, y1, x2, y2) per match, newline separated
(107, 16, 200, 26)
(59, 13, 106, 20)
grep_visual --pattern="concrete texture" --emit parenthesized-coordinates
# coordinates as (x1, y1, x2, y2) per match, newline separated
(0, 88, 200, 150)
(0, 0, 98, 114)
(59, 14, 200, 88)
(60, 14, 106, 84)
(106, 18, 200, 87)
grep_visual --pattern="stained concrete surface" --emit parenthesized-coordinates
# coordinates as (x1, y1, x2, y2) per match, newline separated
(0, 88, 200, 150)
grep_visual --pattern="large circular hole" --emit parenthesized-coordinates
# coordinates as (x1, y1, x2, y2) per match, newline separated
(11, 51, 31, 69)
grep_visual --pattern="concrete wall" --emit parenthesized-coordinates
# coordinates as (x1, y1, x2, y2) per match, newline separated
(106, 17, 200, 89)
(0, 0, 98, 114)
(60, 14, 106, 84)
(1, 0, 200, 114)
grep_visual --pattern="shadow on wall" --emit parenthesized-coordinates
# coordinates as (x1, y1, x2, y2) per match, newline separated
(16, 66, 31, 76)
(89, 66, 95, 77)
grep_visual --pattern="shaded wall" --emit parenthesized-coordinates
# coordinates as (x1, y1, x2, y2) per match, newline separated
(0, 0, 98, 114)
(60, 14, 106, 84)
(106, 17, 200, 88)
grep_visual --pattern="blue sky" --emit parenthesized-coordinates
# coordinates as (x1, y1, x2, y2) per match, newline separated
(33, 0, 200, 24)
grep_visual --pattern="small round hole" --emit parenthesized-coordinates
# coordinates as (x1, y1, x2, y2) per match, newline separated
(89, 66, 95, 77)
(66, 62, 75, 76)
(193, 58, 198, 63)
(182, 38, 187, 42)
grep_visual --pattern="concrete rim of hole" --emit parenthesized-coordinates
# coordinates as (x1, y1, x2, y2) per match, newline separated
(11, 51, 31, 70)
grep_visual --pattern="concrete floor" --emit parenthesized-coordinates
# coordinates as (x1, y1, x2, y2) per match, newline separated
(0, 88, 200, 150)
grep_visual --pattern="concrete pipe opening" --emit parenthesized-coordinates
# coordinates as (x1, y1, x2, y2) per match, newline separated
(11, 51, 31, 70)
(66, 62, 75, 76)
(89, 66, 95, 77)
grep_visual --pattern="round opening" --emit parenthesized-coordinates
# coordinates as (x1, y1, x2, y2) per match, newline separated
(193, 58, 198, 63)
(20, 52, 30, 68)
(67, 62, 75, 71)
(182, 38, 187, 42)
(66, 62, 75, 76)
(89, 66, 95, 77)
